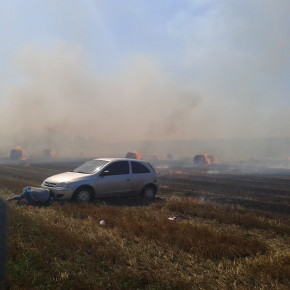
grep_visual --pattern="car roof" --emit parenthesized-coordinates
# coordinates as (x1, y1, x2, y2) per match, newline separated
(93, 157, 146, 163)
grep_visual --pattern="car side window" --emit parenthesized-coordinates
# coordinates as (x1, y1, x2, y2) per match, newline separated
(131, 161, 150, 174)
(103, 161, 129, 175)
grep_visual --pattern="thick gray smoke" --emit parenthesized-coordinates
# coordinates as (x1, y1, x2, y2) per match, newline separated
(1, 0, 290, 161)
(0, 43, 200, 157)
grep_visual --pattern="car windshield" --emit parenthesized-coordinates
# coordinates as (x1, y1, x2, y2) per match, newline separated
(73, 160, 109, 174)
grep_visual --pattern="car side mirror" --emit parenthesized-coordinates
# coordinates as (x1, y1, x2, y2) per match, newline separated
(100, 170, 110, 177)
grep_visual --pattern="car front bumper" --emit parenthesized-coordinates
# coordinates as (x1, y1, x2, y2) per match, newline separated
(41, 186, 75, 200)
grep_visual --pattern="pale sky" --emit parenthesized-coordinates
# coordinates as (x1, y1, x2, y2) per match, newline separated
(0, 0, 290, 150)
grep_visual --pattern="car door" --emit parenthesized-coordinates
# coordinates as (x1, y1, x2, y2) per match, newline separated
(97, 160, 132, 197)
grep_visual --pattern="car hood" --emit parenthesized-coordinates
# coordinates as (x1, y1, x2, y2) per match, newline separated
(44, 172, 93, 183)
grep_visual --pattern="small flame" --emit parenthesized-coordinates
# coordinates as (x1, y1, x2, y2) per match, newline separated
(125, 151, 143, 160)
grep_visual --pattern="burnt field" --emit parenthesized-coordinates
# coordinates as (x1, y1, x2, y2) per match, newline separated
(3, 162, 290, 213)
(1, 162, 290, 289)
(158, 167, 290, 215)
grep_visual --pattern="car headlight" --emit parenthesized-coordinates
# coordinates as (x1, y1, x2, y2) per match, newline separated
(55, 182, 70, 189)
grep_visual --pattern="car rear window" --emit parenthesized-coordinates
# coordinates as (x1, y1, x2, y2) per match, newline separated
(131, 161, 150, 174)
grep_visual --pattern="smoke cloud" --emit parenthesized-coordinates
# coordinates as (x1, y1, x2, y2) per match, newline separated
(0, 42, 201, 157)
(1, 0, 290, 160)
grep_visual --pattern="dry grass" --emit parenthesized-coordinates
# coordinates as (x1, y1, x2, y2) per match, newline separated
(164, 198, 290, 235)
(2, 198, 290, 289)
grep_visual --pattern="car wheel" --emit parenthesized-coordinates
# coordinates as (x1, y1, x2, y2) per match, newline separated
(73, 187, 93, 203)
(141, 185, 156, 200)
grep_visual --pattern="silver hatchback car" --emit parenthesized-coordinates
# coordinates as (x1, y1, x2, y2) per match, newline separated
(41, 158, 158, 202)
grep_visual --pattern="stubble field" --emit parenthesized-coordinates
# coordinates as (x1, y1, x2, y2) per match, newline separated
(1, 162, 290, 289)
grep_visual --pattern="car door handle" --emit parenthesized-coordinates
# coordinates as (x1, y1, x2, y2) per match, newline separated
(126, 179, 131, 181)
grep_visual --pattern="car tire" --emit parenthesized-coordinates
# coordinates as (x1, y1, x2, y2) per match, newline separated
(72, 187, 93, 203)
(141, 185, 156, 200)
